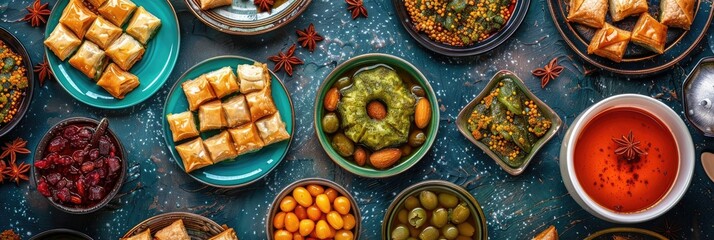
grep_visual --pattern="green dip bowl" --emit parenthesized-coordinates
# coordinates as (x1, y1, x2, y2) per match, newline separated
(314, 53, 440, 178)
(382, 180, 488, 240)
(456, 70, 562, 176)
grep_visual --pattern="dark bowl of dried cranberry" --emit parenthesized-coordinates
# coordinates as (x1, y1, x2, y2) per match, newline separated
(30, 228, 93, 240)
(32, 117, 126, 214)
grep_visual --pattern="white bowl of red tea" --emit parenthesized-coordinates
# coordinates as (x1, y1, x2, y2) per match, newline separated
(33, 119, 125, 213)
(561, 94, 694, 223)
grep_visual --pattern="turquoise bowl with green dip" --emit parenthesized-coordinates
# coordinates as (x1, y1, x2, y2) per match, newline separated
(314, 53, 440, 178)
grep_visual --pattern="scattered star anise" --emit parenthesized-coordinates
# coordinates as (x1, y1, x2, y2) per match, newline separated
(268, 44, 303, 76)
(296, 23, 324, 52)
(346, 0, 368, 19)
(22, 0, 51, 27)
(612, 130, 647, 161)
(532, 57, 564, 88)
(3, 159, 30, 185)
(1, 138, 30, 162)
(34, 57, 53, 86)
(254, 0, 274, 13)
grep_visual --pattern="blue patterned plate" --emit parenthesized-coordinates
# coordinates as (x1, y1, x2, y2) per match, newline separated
(44, 0, 180, 109)
(162, 56, 294, 188)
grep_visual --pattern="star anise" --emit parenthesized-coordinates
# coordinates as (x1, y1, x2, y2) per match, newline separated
(346, 0, 368, 19)
(34, 57, 53, 86)
(22, 0, 51, 27)
(3, 159, 30, 185)
(1, 138, 30, 162)
(254, 0, 274, 13)
(268, 44, 303, 76)
(0, 160, 6, 184)
(296, 23, 324, 52)
(612, 130, 647, 161)
(532, 57, 564, 88)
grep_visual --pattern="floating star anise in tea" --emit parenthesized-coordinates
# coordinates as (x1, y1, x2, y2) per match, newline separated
(612, 130, 647, 161)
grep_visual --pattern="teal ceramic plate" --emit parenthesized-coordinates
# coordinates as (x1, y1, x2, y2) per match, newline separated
(44, 0, 180, 109)
(314, 53, 440, 178)
(162, 56, 294, 188)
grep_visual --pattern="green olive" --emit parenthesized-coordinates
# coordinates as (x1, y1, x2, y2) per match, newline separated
(450, 203, 471, 224)
(418, 226, 439, 240)
(411, 85, 426, 97)
(322, 113, 340, 134)
(335, 77, 353, 90)
(457, 222, 475, 237)
(404, 196, 421, 210)
(408, 130, 427, 147)
(419, 190, 438, 210)
(408, 207, 427, 228)
(438, 193, 459, 208)
(431, 208, 448, 228)
(391, 224, 410, 240)
(441, 224, 459, 239)
(331, 133, 354, 157)
(398, 209, 409, 224)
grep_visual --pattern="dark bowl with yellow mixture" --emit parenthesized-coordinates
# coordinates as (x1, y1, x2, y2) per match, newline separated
(392, 0, 531, 56)
(0, 27, 34, 137)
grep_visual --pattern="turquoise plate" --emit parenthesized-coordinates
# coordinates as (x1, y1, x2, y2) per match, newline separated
(44, 0, 180, 109)
(162, 56, 294, 188)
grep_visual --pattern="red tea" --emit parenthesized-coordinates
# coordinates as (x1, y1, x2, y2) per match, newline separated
(574, 107, 679, 213)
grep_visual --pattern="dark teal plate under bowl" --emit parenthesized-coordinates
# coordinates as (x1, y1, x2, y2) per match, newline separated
(162, 56, 294, 188)
(548, 0, 713, 76)
(44, 0, 180, 109)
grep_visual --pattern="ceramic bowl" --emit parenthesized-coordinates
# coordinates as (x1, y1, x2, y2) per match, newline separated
(314, 53, 440, 178)
(123, 212, 225, 238)
(382, 180, 488, 240)
(266, 178, 361, 240)
(584, 227, 668, 240)
(30, 229, 93, 240)
(32, 117, 127, 214)
(456, 70, 562, 176)
(560, 94, 695, 223)
(0, 27, 34, 137)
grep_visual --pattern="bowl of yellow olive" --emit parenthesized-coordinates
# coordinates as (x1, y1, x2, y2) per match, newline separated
(383, 180, 488, 240)
(267, 178, 361, 240)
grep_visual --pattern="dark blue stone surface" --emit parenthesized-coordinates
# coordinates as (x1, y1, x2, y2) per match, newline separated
(0, 0, 712, 239)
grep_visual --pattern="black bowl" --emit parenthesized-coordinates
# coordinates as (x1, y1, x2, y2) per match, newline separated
(0, 27, 34, 137)
(30, 229, 93, 240)
(32, 117, 127, 214)
(391, 0, 531, 56)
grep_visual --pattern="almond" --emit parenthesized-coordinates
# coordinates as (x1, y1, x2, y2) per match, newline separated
(324, 88, 340, 111)
(415, 98, 431, 129)
(367, 101, 387, 120)
(353, 147, 368, 166)
(369, 148, 402, 169)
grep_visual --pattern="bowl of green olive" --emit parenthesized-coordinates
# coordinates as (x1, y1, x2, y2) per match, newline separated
(382, 180, 488, 240)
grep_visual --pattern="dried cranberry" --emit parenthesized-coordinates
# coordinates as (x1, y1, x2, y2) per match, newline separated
(76, 179, 85, 197)
(94, 158, 104, 169)
(86, 171, 100, 186)
(56, 178, 68, 189)
(78, 127, 93, 139)
(56, 155, 73, 166)
(88, 186, 105, 201)
(81, 161, 95, 173)
(62, 125, 80, 139)
(46, 173, 61, 185)
(72, 150, 87, 163)
(48, 136, 67, 153)
(56, 188, 71, 203)
(34, 159, 51, 169)
(106, 157, 121, 176)
(89, 149, 100, 160)
(99, 136, 112, 155)
(68, 165, 80, 175)
(69, 138, 89, 149)
(37, 178, 51, 197)
(70, 196, 82, 204)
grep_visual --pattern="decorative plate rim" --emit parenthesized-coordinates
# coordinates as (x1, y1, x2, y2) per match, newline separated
(183, 0, 312, 35)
